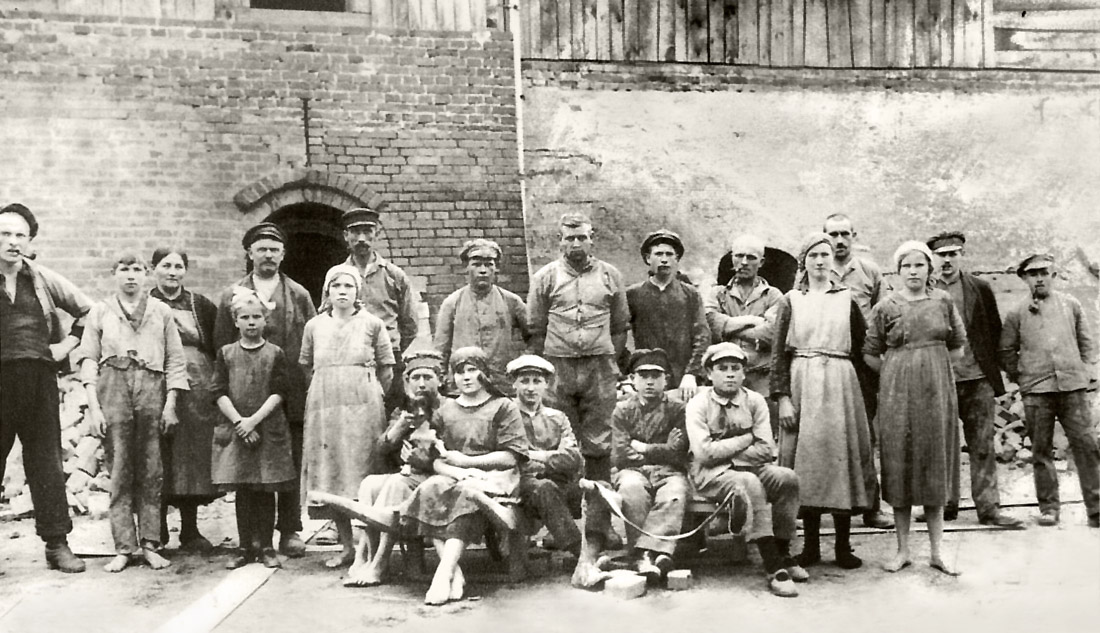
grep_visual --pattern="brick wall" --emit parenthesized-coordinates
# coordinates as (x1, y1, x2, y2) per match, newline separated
(0, 9, 526, 330)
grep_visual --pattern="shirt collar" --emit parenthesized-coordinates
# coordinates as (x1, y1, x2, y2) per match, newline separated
(517, 400, 544, 417)
(559, 255, 595, 275)
(726, 276, 770, 302)
(708, 387, 745, 408)
(647, 275, 674, 292)
(347, 251, 386, 274)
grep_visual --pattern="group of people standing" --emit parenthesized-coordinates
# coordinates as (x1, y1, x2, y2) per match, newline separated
(1, 202, 1097, 603)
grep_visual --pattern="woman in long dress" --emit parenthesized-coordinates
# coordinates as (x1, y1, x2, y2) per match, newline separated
(149, 247, 221, 549)
(300, 265, 395, 568)
(863, 240, 966, 576)
(772, 234, 876, 570)
(402, 346, 529, 605)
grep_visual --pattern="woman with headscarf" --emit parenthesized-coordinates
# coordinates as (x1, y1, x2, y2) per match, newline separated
(771, 234, 877, 570)
(401, 346, 529, 605)
(149, 247, 221, 550)
(863, 241, 967, 576)
(300, 264, 395, 568)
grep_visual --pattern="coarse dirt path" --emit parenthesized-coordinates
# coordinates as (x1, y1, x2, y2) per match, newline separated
(1, 466, 1096, 633)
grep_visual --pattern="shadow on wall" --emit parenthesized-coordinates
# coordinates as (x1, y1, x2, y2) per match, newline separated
(264, 202, 347, 306)
(716, 247, 799, 291)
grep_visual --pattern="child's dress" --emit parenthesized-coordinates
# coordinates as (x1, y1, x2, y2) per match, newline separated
(210, 341, 295, 491)
(299, 310, 394, 506)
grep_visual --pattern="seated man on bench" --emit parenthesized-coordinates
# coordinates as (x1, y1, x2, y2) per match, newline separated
(511, 355, 612, 581)
(611, 348, 689, 583)
(684, 342, 806, 598)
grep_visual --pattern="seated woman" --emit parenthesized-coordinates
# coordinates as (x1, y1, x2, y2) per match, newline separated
(309, 350, 446, 587)
(401, 346, 529, 605)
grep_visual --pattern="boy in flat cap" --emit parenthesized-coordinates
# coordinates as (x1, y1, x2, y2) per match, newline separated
(528, 213, 630, 487)
(626, 229, 710, 402)
(685, 342, 804, 597)
(928, 231, 1023, 528)
(327, 207, 421, 414)
(1000, 254, 1099, 528)
(611, 348, 689, 582)
(435, 238, 529, 392)
(1, 203, 93, 573)
(214, 222, 317, 557)
(510, 356, 612, 566)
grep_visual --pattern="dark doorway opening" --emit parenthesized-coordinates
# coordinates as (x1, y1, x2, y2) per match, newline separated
(715, 247, 799, 292)
(264, 203, 347, 306)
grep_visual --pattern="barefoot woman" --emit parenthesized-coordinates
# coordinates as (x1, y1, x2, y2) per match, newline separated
(402, 346, 529, 605)
(863, 241, 966, 576)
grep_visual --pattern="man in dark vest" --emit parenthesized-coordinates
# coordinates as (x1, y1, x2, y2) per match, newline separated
(929, 231, 1024, 528)
(213, 222, 317, 557)
(0, 203, 93, 572)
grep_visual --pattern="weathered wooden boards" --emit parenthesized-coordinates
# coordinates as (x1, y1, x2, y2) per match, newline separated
(517, 0, 1099, 70)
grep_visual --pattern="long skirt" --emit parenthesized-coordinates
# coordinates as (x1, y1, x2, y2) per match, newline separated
(877, 344, 960, 507)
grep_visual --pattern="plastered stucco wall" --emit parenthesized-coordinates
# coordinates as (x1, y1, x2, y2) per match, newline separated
(522, 64, 1100, 320)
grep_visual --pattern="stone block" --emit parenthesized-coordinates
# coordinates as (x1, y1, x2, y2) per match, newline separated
(604, 572, 647, 600)
(667, 569, 694, 590)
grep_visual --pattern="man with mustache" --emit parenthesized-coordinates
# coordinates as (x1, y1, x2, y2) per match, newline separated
(326, 208, 420, 414)
(213, 222, 317, 558)
(824, 213, 893, 531)
(705, 233, 782, 426)
(928, 231, 1024, 529)
(1000, 254, 1099, 529)
(434, 238, 529, 392)
(0, 202, 93, 573)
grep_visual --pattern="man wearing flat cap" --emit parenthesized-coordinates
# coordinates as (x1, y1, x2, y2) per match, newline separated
(528, 213, 630, 485)
(1000, 254, 1100, 528)
(928, 231, 1023, 529)
(214, 221, 317, 557)
(0, 203, 93, 573)
(327, 207, 420, 414)
(434, 238, 529, 392)
(626, 229, 710, 401)
(610, 348, 689, 582)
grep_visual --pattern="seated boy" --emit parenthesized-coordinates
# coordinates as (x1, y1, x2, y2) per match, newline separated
(685, 342, 806, 597)
(511, 355, 612, 583)
(611, 348, 689, 582)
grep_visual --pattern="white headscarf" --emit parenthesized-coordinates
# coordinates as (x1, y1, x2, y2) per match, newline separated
(320, 264, 362, 312)
(892, 240, 934, 271)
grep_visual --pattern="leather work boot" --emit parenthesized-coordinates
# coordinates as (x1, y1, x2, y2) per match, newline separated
(45, 540, 86, 573)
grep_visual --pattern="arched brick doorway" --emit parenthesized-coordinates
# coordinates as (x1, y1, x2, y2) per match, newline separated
(265, 202, 346, 306)
(233, 168, 384, 305)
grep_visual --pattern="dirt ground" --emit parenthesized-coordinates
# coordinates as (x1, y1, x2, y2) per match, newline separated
(1, 464, 1097, 633)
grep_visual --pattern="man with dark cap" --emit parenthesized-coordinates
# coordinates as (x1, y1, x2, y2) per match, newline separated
(0, 203, 93, 573)
(928, 231, 1024, 529)
(610, 348, 689, 583)
(528, 212, 630, 485)
(213, 221, 317, 557)
(1000, 254, 1099, 528)
(434, 238, 528, 391)
(327, 207, 420, 413)
(626, 230, 710, 401)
